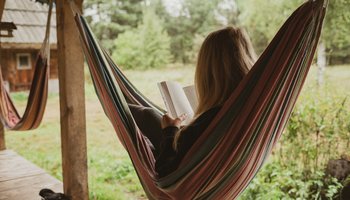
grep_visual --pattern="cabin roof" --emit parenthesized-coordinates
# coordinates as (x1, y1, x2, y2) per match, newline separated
(0, 0, 57, 49)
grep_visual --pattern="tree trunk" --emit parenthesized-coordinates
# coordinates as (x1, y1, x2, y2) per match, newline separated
(317, 41, 326, 86)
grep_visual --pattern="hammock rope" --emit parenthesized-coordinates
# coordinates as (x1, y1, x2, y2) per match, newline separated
(73, 0, 327, 199)
(0, 1, 52, 130)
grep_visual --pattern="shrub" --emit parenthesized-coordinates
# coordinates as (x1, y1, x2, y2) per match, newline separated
(112, 8, 172, 70)
(240, 83, 349, 199)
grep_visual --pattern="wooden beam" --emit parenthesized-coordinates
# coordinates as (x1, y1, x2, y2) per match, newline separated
(0, 2, 7, 148)
(0, 123, 5, 150)
(56, 1, 88, 200)
(0, 0, 5, 21)
(0, 0, 5, 122)
(0, 43, 57, 50)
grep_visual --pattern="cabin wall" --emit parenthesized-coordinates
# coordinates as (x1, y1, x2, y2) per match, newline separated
(0, 48, 58, 92)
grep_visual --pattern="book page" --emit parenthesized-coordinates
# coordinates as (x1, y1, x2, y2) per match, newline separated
(158, 82, 176, 117)
(158, 81, 194, 124)
(183, 85, 198, 112)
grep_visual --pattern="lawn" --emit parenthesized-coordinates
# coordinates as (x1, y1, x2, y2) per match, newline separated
(5, 64, 350, 199)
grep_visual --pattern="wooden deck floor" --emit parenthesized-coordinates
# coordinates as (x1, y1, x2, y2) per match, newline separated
(0, 150, 63, 200)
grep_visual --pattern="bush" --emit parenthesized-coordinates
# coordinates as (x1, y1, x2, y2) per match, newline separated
(240, 83, 349, 199)
(239, 160, 343, 200)
(112, 8, 172, 70)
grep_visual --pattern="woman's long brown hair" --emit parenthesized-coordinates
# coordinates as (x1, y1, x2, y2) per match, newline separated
(173, 27, 257, 150)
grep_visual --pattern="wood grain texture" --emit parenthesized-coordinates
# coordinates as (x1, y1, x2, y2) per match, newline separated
(0, 0, 5, 21)
(0, 123, 5, 150)
(56, 0, 89, 199)
(0, 150, 63, 200)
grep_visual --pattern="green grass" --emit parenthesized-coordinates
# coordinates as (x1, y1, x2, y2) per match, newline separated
(5, 64, 350, 199)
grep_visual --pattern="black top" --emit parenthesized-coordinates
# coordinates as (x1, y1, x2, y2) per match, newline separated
(155, 106, 221, 177)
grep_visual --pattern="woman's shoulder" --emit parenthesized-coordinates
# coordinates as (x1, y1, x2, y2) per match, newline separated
(176, 106, 221, 148)
(192, 106, 221, 125)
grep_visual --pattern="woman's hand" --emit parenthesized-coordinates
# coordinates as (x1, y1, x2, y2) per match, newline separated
(161, 113, 188, 129)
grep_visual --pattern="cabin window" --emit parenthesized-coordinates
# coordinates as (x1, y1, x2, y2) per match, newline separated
(16, 53, 32, 70)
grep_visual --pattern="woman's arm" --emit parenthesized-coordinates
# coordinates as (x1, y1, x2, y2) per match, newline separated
(155, 114, 186, 177)
(155, 107, 221, 177)
(155, 126, 179, 177)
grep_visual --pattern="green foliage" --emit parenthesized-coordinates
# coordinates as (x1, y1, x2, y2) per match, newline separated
(154, 0, 222, 63)
(112, 8, 172, 69)
(84, 0, 144, 52)
(239, 161, 343, 200)
(83, 0, 350, 65)
(237, 0, 303, 53)
(282, 88, 350, 171)
(323, 0, 350, 59)
(324, 0, 350, 47)
(10, 92, 30, 102)
(239, 79, 349, 199)
(238, 0, 350, 62)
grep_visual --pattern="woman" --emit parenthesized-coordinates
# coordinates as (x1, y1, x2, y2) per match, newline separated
(130, 26, 257, 177)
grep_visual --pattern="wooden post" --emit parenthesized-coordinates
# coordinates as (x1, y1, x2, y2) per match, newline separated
(0, 123, 5, 150)
(56, 1, 88, 199)
(0, 0, 6, 151)
(0, 0, 5, 21)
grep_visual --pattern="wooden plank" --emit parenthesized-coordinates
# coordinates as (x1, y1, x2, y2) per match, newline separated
(0, 174, 62, 200)
(56, 1, 88, 200)
(0, 123, 5, 150)
(0, 173, 62, 193)
(0, 164, 44, 182)
(0, 43, 58, 50)
(0, 150, 13, 156)
(0, 150, 63, 200)
(0, 182, 62, 200)
(0, 150, 45, 182)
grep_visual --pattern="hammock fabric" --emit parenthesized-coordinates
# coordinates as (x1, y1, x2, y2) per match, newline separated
(73, 0, 327, 199)
(0, 2, 52, 130)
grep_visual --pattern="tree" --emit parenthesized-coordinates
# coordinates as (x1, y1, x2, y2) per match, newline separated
(238, 0, 350, 63)
(154, 0, 222, 63)
(322, 0, 350, 64)
(238, 0, 350, 86)
(237, 0, 304, 54)
(215, 0, 240, 26)
(84, 0, 144, 52)
(112, 8, 172, 69)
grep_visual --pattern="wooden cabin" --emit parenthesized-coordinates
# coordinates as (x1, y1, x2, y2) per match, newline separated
(1, 0, 88, 199)
(0, 0, 58, 92)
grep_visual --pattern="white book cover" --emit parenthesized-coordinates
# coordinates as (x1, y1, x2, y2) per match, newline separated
(158, 81, 198, 125)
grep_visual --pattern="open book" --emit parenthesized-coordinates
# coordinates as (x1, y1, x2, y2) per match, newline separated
(158, 81, 198, 125)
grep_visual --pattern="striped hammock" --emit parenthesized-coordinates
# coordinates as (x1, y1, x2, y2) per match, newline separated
(73, 0, 327, 199)
(0, 2, 52, 131)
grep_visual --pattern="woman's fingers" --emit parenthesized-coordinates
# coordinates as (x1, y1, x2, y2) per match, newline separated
(161, 114, 174, 129)
(161, 113, 188, 129)
(177, 113, 188, 122)
(162, 114, 174, 125)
